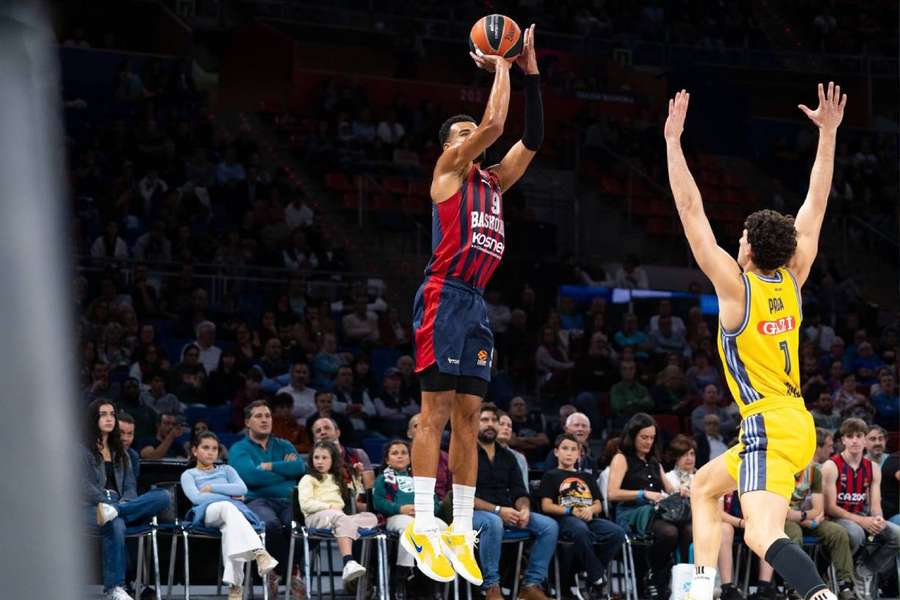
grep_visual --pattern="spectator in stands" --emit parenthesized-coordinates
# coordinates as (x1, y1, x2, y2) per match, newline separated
(690, 384, 738, 438)
(472, 404, 558, 600)
(271, 393, 311, 453)
(651, 365, 693, 414)
(230, 369, 265, 431)
(664, 434, 697, 492)
(810, 392, 842, 431)
(138, 412, 187, 459)
(803, 311, 836, 353)
(86, 399, 171, 600)
(686, 352, 720, 393)
(613, 313, 650, 359)
(373, 367, 418, 437)
(207, 350, 243, 406)
(98, 322, 131, 368)
(342, 296, 379, 345)
(233, 322, 260, 371)
(485, 290, 512, 335)
(649, 315, 691, 358)
(309, 416, 375, 495)
(181, 431, 278, 600)
(614, 254, 649, 289)
(91, 221, 128, 260)
(373, 439, 447, 596)
(297, 441, 375, 585)
(305, 391, 354, 445)
(865, 425, 887, 467)
(649, 300, 686, 336)
(542, 411, 600, 474)
(881, 451, 899, 526)
(610, 361, 653, 422)
(870, 372, 898, 428)
(823, 418, 900, 597)
(407, 414, 451, 500)
(191, 321, 222, 375)
(332, 365, 375, 437)
(608, 413, 688, 599)
(277, 361, 316, 420)
(171, 344, 208, 405)
(814, 428, 834, 465)
(132, 221, 172, 264)
(84, 361, 120, 404)
(506, 396, 550, 464)
(284, 193, 314, 229)
(754, 459, 858, 600)
(574, 332, 618, 393)
(695, 413, 730, 468)
(535, 325, 575, 394)
(282, 228, 318, 272)
(832, 373, 874, 421)
(216, 147, 246, 186)
(229, 400, 307, 597)
(129, 343, 168, 385)
(140, 373, 183, 416)
(183, 420, 229, 462)
(851, 342, 882, 385)
(257, 337, 289, 380)
(395, 355, 420, 405)
(497, 413, 529, 490)
(819, 337, 847, 373)
(378, 307, 411, 350)
(539, 434, 626, 596)
(312, 333, 346, 391)
(116, 411, 141, 481)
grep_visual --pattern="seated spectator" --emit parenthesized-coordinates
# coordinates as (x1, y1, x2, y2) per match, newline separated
(140, 373, 184, 416)
(373, 439, 447, 596)
(574, 332, 618, 393)
(229, 400, 307, 597)
(270, 393, 311, 453)
(716, 496, 746, 600)
(497, 413, 529, 490)
(377, 307, 411, 349)
(113, 375, 155, 439)
(181, 432, 278, 599)
(312, 333, 346, 390)
(138, 412, 188, 460)
(190, 321, 222, 375)
(614, 313, 650, 359)
(832, 373, 874, 421)
(407, 414, 451, 500)
(608, 413, 687, 599)
(485, 290, 512, 335)
(823, 418, 900, 597)
(284, 194, 314, 229)
(233, 322, 261, 371)
(813, 427, 834, 465)
(373, 368, 419, 437)
(256, 338, 289, 380)
(541, 412, 600, 475)
(695, 414, 729, 468)
(614, 255, 649, 289)
(664, 434, 696, 492)
(685, 352, 720, 392)
(851, 342, 882, 385)
(332, 365, 376, 437)
(535, 326, 575, 394)
(649, 300, 686, 336)
(170, 344, 208, 405)
(649, 315, 690, 358)
(282, 228, 318, 271)
(506, 396, 550, 463)
(341, 296, 379, 345)
(395, 355, 420, 405)
(865, 425, 887, 467)
(809, 392, 842, 431)
(116, 411, 141, 481)
(309, 416, 375, 495)
(230, 369, 265, 432)
(754, 460, 858, 600)
(129, 343, 168, 386)
(870, 371, 898, 428)
(305, 391, 354, 445)
(207, 350, 243, 407)
(610, 361, 653, 422)
(86, 399, 170, 600)
(539, 434, 626, 597)
(276, 361, 316, 420)
(84, 361, 120, 404)
(473, 404, 558, 600)
(297, 441, 376, 585)
(98, 322, 131, 369)
(690, 384, 738, 438)
(651, 365, 693, 414)
(132, 221, 171, 264)
(90, 220, 128, 260)
(881, 451, 899, 526)
(183, 420, 229, 462)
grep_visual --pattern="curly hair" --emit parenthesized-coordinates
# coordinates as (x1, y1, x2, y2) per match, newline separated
(744, 209, 797, 271)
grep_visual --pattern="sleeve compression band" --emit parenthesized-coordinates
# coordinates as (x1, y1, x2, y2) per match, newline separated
(521, 74, 543, 151)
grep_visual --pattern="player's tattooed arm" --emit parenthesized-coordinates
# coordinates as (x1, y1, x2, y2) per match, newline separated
(790, 82, 847, 287)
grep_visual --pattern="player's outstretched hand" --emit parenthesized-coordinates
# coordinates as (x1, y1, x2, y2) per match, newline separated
(469, 50, 513, 73)
(798, 81, 846, 132)
(664, 89, 690, 142)
(514, 24, 538, 75)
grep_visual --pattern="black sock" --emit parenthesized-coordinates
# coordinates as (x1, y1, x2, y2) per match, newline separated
(342, 555, 353, 566)
(764, 539, 827, 600)
(722, 583, 735, 590)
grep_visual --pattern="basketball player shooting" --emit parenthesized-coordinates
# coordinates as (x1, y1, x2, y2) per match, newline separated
(401, 23, 541, 586)
(664, 83, 846, 600)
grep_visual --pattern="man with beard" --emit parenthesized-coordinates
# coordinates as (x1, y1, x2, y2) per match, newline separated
(472, 403, 557, 600)
(865, 425, 887, 467)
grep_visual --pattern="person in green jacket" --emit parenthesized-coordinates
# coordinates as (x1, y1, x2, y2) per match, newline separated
(610, 361, 653, 424)
(373, 439, 447, 598)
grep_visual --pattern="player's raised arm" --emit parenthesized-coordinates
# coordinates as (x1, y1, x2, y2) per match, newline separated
(487, 25, 542, 192)
(664, 91, 743, 300)
(433, 53, 512, 185)
(788, 82, 846, 287)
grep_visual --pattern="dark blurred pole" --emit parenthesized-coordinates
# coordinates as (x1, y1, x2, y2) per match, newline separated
(0, 1, 84, 597)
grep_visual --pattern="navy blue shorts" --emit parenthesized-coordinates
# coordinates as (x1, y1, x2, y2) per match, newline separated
(412, 276, 493, 382)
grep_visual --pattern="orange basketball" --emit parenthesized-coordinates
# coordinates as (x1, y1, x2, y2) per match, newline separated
(469, 14, 523, 60)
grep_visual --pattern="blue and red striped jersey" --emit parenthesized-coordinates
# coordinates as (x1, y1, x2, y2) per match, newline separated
(830, 453, 873, 514)
(424, 166, 505, 291)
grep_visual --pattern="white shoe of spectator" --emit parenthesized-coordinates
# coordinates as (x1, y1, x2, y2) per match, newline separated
(106, 586, 134, 600)
(341, 560, 366, 585)
(254, 548, 278, 575)
(228, 584, 243, 600)
(96, 502, 119, 526)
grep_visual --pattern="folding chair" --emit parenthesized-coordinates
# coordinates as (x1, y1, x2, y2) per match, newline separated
(451, 528, 532, 600)
(87, 517, 162, 600)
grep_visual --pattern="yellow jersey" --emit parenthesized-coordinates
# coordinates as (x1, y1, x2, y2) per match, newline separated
(717, 267, 803, 418)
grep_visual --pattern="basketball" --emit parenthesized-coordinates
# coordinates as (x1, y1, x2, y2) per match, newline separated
(469, 14, 523, 60)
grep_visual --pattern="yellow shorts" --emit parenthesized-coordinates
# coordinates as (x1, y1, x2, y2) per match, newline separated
(724, 405, 816, 500)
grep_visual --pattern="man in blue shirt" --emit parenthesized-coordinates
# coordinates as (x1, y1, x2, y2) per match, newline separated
(229, 400, 306, 597)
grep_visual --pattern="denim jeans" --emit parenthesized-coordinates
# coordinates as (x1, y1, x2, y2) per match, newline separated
(558, 516, 626, 582)
(247, 497, 293, 578)
(472, 510, 559, 589)
(86, 488, 171, 592)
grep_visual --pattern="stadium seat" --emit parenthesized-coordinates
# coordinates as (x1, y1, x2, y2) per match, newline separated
(324, 172, 355, 193)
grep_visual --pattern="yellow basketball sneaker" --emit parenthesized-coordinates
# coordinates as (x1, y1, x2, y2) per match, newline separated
(440, 526, 483, 586)
(400, 521, 455, 582)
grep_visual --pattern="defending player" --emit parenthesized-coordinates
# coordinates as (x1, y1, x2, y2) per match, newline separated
(663, 83, 846, 600)
(401, 25, 542, 585)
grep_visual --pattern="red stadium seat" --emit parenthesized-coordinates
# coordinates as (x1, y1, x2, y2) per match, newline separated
(653, 414, 681, 435)
(381, 176, 408, 195)
(325, 172, 355, 193)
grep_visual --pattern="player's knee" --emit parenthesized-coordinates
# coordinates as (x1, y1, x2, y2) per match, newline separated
(744, 528, 781, 557)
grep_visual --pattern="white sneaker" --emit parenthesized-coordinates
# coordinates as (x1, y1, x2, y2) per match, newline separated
(106, 586, 134, 600)
(228, 584, 243, 600)
(854, 563, 874, 600)
(254, 548, 279, 575)
(96, 502, 119, 526)
(341, 560, 366, 585)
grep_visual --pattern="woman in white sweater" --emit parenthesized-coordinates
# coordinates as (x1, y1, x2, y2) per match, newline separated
(297, 441, 378, 585)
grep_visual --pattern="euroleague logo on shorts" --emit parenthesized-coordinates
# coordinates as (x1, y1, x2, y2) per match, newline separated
(476, 349, 489, 367)
(756, 316, 796, 336)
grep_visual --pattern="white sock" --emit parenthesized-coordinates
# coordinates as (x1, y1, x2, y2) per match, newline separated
(451, 484, 475, 533)
(413, 476, 437, 533)
(691, 565, 717, 600)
